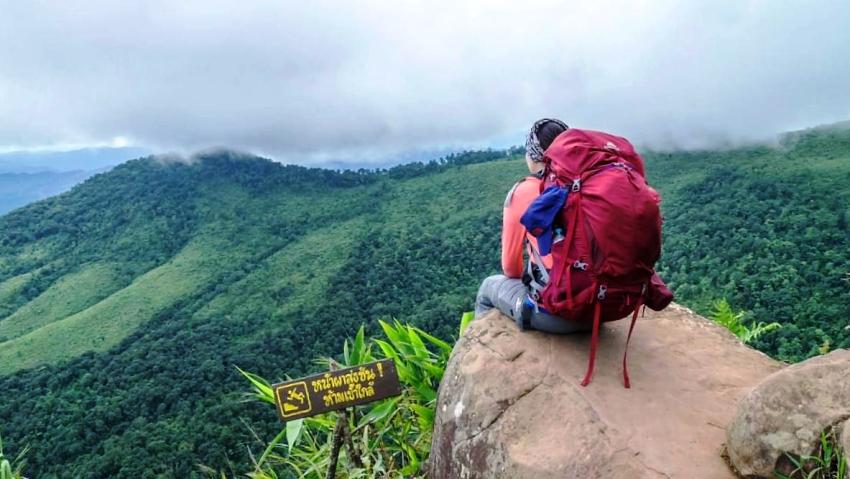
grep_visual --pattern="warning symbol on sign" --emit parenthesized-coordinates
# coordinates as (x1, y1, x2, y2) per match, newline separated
(272, 359, 402, 422)
(276, 381, 312, 418)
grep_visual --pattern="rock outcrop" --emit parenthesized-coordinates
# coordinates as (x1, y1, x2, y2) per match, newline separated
(429, 304, 783, 479)
(726, 349, 850, 477)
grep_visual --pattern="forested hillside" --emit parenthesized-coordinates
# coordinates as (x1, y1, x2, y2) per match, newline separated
(644, 125, 850, 360)
(0, 126, 848, 477)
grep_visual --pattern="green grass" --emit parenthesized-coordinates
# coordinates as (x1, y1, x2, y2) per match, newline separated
(775, 428, 848, 479)
(0, 272, 34, 314)
(184, 215, 370, 341)
(0, 262, 123, 341)
(0, 240, 218, 375)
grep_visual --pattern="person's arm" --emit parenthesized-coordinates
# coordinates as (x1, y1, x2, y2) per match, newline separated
(502, 180, 531, 278)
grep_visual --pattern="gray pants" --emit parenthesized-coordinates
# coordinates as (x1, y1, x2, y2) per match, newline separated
(475, 275, 590, 334)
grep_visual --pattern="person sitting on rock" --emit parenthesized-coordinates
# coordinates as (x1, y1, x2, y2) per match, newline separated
(475, 118, 591, 334)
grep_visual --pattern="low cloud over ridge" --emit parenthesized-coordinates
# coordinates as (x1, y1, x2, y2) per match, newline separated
(1, 0, 849, 164)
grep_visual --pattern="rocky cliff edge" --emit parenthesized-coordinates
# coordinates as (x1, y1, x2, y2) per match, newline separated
(429, 304, 783, 478)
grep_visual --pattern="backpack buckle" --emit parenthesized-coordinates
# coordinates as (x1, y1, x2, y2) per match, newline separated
(572, 260, 588, 271)
(597, 285, 608, 300)
(571, 178, 581, 192)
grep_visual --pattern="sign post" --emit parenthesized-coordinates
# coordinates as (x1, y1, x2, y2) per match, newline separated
(271, 359, 403, 479)
(272, 358, 402, 421)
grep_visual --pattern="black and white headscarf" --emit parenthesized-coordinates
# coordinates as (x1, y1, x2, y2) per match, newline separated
(525, 118, 569, 162)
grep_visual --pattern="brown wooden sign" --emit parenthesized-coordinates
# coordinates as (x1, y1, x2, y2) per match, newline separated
(272, 359, 402, 421)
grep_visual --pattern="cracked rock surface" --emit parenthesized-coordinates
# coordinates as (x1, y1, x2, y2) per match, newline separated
(429, 305, 781, 479)
(726, 348, 850, 478)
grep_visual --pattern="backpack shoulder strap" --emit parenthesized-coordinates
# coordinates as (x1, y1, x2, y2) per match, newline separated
(504, 178, 524, 208)
(504, 174, 541, 208)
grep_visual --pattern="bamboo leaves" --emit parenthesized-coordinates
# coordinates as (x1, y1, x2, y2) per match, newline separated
(236, 367, 277, 405)
(237, 313, 463, 478)
(0, 434, 26, 479)
(459, 311, 475, 337)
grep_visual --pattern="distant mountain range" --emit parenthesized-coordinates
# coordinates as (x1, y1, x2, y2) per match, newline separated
(0, 146, 472, 214)
(0, 170, 96, 214)
(0, 146, 150, 173)
(0, 146, 150, 214)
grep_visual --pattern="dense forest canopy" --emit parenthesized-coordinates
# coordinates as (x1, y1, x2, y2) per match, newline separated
(0, 128, 847, 477)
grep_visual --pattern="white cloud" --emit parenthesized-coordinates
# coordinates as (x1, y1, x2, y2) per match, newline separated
(0, 0, 848, 163)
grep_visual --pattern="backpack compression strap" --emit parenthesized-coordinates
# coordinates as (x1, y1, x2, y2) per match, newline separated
(621, 285, 646, 388)
(580, 283, 647, 388)
(580, 297, 602, 387)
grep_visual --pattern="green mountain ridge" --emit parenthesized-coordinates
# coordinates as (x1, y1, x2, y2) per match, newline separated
(0, 132, 848, 477)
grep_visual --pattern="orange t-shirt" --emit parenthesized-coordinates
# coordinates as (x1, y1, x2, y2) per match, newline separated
(502, 176, 554, 278)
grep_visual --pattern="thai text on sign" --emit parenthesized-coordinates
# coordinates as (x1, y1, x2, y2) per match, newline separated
(272, 359, 402, 421)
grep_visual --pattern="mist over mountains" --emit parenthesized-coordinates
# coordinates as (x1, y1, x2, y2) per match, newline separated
(0, 146, 150, 173)
(2, 2, 849, 162)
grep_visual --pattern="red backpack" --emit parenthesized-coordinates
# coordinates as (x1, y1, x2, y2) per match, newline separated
(536, 129, 673, 387)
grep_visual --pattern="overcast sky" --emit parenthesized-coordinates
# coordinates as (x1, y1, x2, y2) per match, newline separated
(1, 0, 849, 165)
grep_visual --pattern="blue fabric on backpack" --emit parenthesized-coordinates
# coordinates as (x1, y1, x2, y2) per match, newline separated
(520, 186, 568, 256)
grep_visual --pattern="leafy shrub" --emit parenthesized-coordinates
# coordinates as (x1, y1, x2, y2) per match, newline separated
(237, 317, 456, 478)
(710, 298, 782, 344)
